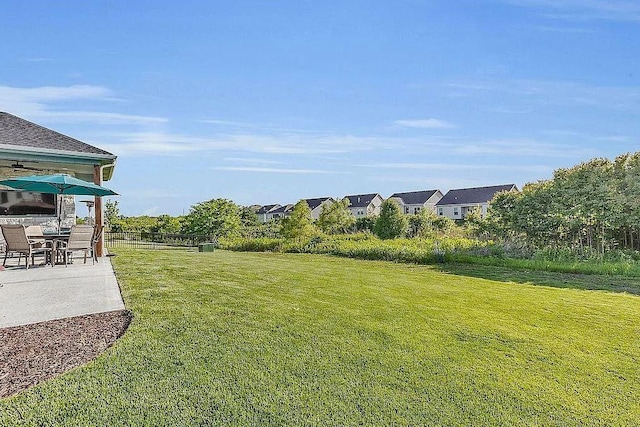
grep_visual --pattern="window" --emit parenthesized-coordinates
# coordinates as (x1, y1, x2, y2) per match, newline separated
(405, 206, 410, 214)
(438, 207, 443, 216)
(454, 207, 459, 216)
(415, 207, 421, 213)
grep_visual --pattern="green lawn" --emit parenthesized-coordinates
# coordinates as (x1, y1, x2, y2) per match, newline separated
(2, 249, 640, 425)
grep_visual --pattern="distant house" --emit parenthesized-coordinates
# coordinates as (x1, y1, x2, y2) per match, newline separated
(344, 193, 384, 217)
(267, 204, 293, 221)
(435, 184, 517, 220)
(389, 189, 443, 215)
(256, 204, 281, 223)
(303, 197, 334, 220)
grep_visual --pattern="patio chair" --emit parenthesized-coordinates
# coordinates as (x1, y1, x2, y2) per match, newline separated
(25, 225, 46, 247)
(58, 225, 95, 266)
(91, 225, 104, 263)
(1, 224, 52, 269)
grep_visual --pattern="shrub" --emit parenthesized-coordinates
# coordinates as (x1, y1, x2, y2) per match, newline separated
(374, 200, 408, 239)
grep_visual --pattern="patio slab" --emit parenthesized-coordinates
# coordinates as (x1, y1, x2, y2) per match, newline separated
(0, 256, 125, 328)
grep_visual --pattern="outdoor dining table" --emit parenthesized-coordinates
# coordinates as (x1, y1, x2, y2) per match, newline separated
(40, 233, 71, 266)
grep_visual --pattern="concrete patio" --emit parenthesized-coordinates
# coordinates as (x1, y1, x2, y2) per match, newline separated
(0, 255, 125, 328)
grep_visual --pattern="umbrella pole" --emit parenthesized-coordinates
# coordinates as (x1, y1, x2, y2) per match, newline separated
(57, 194, 62, 233)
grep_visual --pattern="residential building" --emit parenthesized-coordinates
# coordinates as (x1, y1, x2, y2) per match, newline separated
(267, 204, 293, 221)
(303, 197, 334, 220)
(344, 193, 384, 217)
(256, 204, 281, 223)
(389, 189, 443, 215)
(435, 184, 517, 220)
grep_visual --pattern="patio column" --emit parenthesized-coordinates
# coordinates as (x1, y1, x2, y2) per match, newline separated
(93, 165, 104, 257)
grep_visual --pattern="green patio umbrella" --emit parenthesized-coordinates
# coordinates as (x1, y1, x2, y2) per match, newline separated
(0, 173, 117, 231)
(0, 173, 117, 197)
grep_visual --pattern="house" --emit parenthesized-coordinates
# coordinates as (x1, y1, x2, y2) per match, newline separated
(435, 184, 517, 220)
(389, 189, 443, 215)
(0, 112, 117, 256)
(303, 197, 334, 220)
(256, 204, 281, 223)
(268, 204, 294, 220)
(344, 193, 384, 217)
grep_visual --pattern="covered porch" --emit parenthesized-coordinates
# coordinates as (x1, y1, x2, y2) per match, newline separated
(0, 112, 117, 256)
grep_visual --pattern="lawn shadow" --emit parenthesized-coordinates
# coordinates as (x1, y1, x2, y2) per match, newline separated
(436, 262, 640, 296)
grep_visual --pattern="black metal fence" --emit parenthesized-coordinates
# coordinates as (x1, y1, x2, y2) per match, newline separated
(105, 232, 216, 249)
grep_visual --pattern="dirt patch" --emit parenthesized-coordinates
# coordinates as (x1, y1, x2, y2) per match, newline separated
(0, 310, 131, 399)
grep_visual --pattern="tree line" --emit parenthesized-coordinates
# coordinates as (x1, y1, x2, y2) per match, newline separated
(486, 152, 640, 253)
(105, 197, 456, 241)
(106, 151, 640, 255)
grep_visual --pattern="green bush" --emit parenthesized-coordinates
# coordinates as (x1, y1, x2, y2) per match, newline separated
(218, 237, 283, 252)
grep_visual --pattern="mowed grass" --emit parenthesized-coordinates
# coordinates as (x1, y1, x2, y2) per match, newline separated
(2, 249, 640, 425)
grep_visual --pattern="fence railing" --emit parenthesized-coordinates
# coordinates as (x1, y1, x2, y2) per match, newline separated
(105, 232, 216, 249)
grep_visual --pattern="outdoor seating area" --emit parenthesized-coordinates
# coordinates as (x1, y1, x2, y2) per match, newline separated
(1, 224, 104, 269)
(0, 224, 52, 269)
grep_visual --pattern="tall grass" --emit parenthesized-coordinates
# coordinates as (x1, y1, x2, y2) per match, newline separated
(219, 233, 640, 277)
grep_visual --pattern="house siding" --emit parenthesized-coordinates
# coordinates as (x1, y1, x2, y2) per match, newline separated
(392, 190, 443, 215)
(437, 203, 487, 220)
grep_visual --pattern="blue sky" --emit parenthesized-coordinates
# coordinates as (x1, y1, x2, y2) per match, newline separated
(1, 1, 639, 216)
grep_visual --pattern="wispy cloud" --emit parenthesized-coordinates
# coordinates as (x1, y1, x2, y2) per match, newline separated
(102, 131, 393, 156)
(21, 57, 54, 62)
(212, 166, 337, 174)
(501, 0, 640, 22)
(200, 118, 324, 134)
(223, 157, 283, 165)
(454, 139, 598, 158)
(526, 25, 592, 33)
(0, 85, 166, 125)
(394, 118, 455, 129)
(356, 162, 553, 174)
(445, 78, 640, 111)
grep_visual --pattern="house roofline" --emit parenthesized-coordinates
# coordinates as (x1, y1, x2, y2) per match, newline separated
(0, 143, 117, 163)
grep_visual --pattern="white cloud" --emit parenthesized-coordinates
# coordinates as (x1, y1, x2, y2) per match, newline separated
(394, 119, 455, 129)
(212, 166, 337, 174)
(223, 157, 283, 165)
(22, 57, 54, 62)
(454, 139, 598, 158)
(101, 131, 393, 156)
(502, 0, 640, 21)
(0, 85, 166, 125)
(445, 78, 640, 111)
(356, 162, 552, 174)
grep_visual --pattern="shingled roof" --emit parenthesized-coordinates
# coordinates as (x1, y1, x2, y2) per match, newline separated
(0, 112, 115, 157)
(390, 190, 440, 205)
(303, 197, 332, 210)
(344, 193, 381, 208)
(256, 204, 280, 214)
(436, 184, 517, 206)
(270, 204, 294, 214)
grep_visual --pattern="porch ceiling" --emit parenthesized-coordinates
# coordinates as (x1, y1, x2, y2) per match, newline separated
(0, 158, 97, 182)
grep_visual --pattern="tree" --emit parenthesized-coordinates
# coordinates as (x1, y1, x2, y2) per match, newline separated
(239, 206, 260, 228)
(152, 215, 183, 234)
(407, 209, 439, 238)
(317, 198, 355, 234)
(182, 198, 241, 237)
(355, 216, 376, 233)
(280, 200, 316, 239)
(374, 199, 407, 239)
(104, 200, 123, 232)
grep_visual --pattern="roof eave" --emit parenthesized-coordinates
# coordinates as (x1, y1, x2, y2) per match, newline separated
(0, 143, 116, 163)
